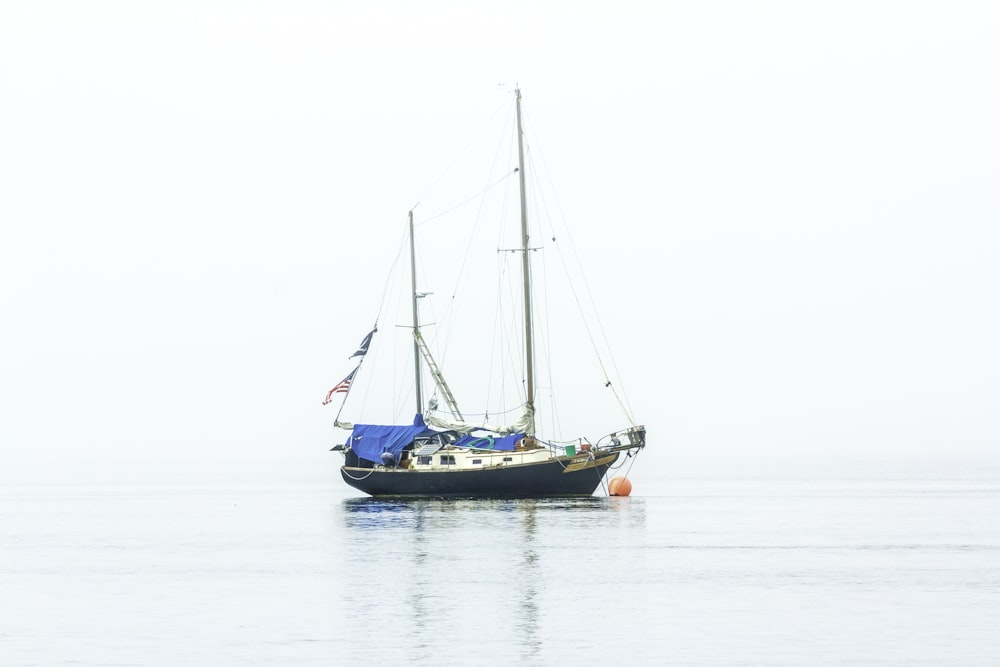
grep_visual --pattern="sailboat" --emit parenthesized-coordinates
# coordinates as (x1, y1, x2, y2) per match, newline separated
(328, 88, 645, 498)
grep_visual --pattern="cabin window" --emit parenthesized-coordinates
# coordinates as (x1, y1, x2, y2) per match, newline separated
(440, 455, 456, 465)
(503, 457, 513, 462)
(417, 456, 432, 465)
(472, 459, 482, 465)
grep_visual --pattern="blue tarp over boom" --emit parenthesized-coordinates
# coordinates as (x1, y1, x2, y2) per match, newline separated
(348, 414, 436, 464)
(347, 415, 524, 464)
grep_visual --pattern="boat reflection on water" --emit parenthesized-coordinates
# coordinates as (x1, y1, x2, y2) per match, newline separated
(340, 496, 623, 527)
(517, 501, 541, 661)
(336, 496, 646, 662)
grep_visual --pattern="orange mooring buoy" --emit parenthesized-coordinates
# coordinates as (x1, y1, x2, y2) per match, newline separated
(609, 476, 632, 496)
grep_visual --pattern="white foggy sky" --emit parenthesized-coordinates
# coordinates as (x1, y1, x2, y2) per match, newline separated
(1, 1, 998, 484)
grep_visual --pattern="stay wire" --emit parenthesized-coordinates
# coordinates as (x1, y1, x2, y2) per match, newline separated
(432, 102, 516, 370)
(522, 112, 636, 426)
(412, 95, 513, 210)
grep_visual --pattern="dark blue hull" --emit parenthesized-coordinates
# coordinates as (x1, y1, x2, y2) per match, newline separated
(340, 454, 620, 498)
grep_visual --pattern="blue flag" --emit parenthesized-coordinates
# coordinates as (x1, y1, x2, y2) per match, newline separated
(350, 328, 376, 358)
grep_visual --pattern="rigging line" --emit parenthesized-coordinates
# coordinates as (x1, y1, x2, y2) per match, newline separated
(485, 249, 504, 412)
(502, 242, 517, 412)
(367, 229, 409, 351)
(495, 141, 522, 416)
(533, 237, 559, 440)
(415, 169, 518, 226)
(538, 240, 563, 439)
(520, 142, 561, 439)
(607, 455, 630, 471)
(522, 112, 632, 421)
(622, 451, 640, 478)
(520, 121, 627, 429)
(376, 229, 411, 325)
(438, 403, 525, 419)
(486, 248, 521, 419)
(429, 108, 516, 366)
(405, 99, 515, 388)
(541, 197, 635, 425)
(386, 254, 424, 422)
(589, 457, 611, 495)
(525, 125, 636, 425)
(345, 229, 408, 427)
(599, 470, 610, 496)
(502, 247, 526, 406)
(413, 94, 513, 208)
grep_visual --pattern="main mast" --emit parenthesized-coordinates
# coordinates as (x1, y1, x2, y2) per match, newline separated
(515, 87, 536, 436)
(409, 209, 423, 415)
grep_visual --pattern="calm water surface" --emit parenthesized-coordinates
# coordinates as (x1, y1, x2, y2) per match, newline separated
(2, 467, 999, 665)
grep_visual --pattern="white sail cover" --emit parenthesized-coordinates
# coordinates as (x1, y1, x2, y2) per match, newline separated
(424, 404, 534, 435)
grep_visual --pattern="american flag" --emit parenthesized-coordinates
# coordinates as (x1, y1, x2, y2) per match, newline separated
(322, 367, 358, 405)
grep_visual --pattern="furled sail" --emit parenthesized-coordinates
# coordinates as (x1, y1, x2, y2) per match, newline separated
(424, 404, 534, 435)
